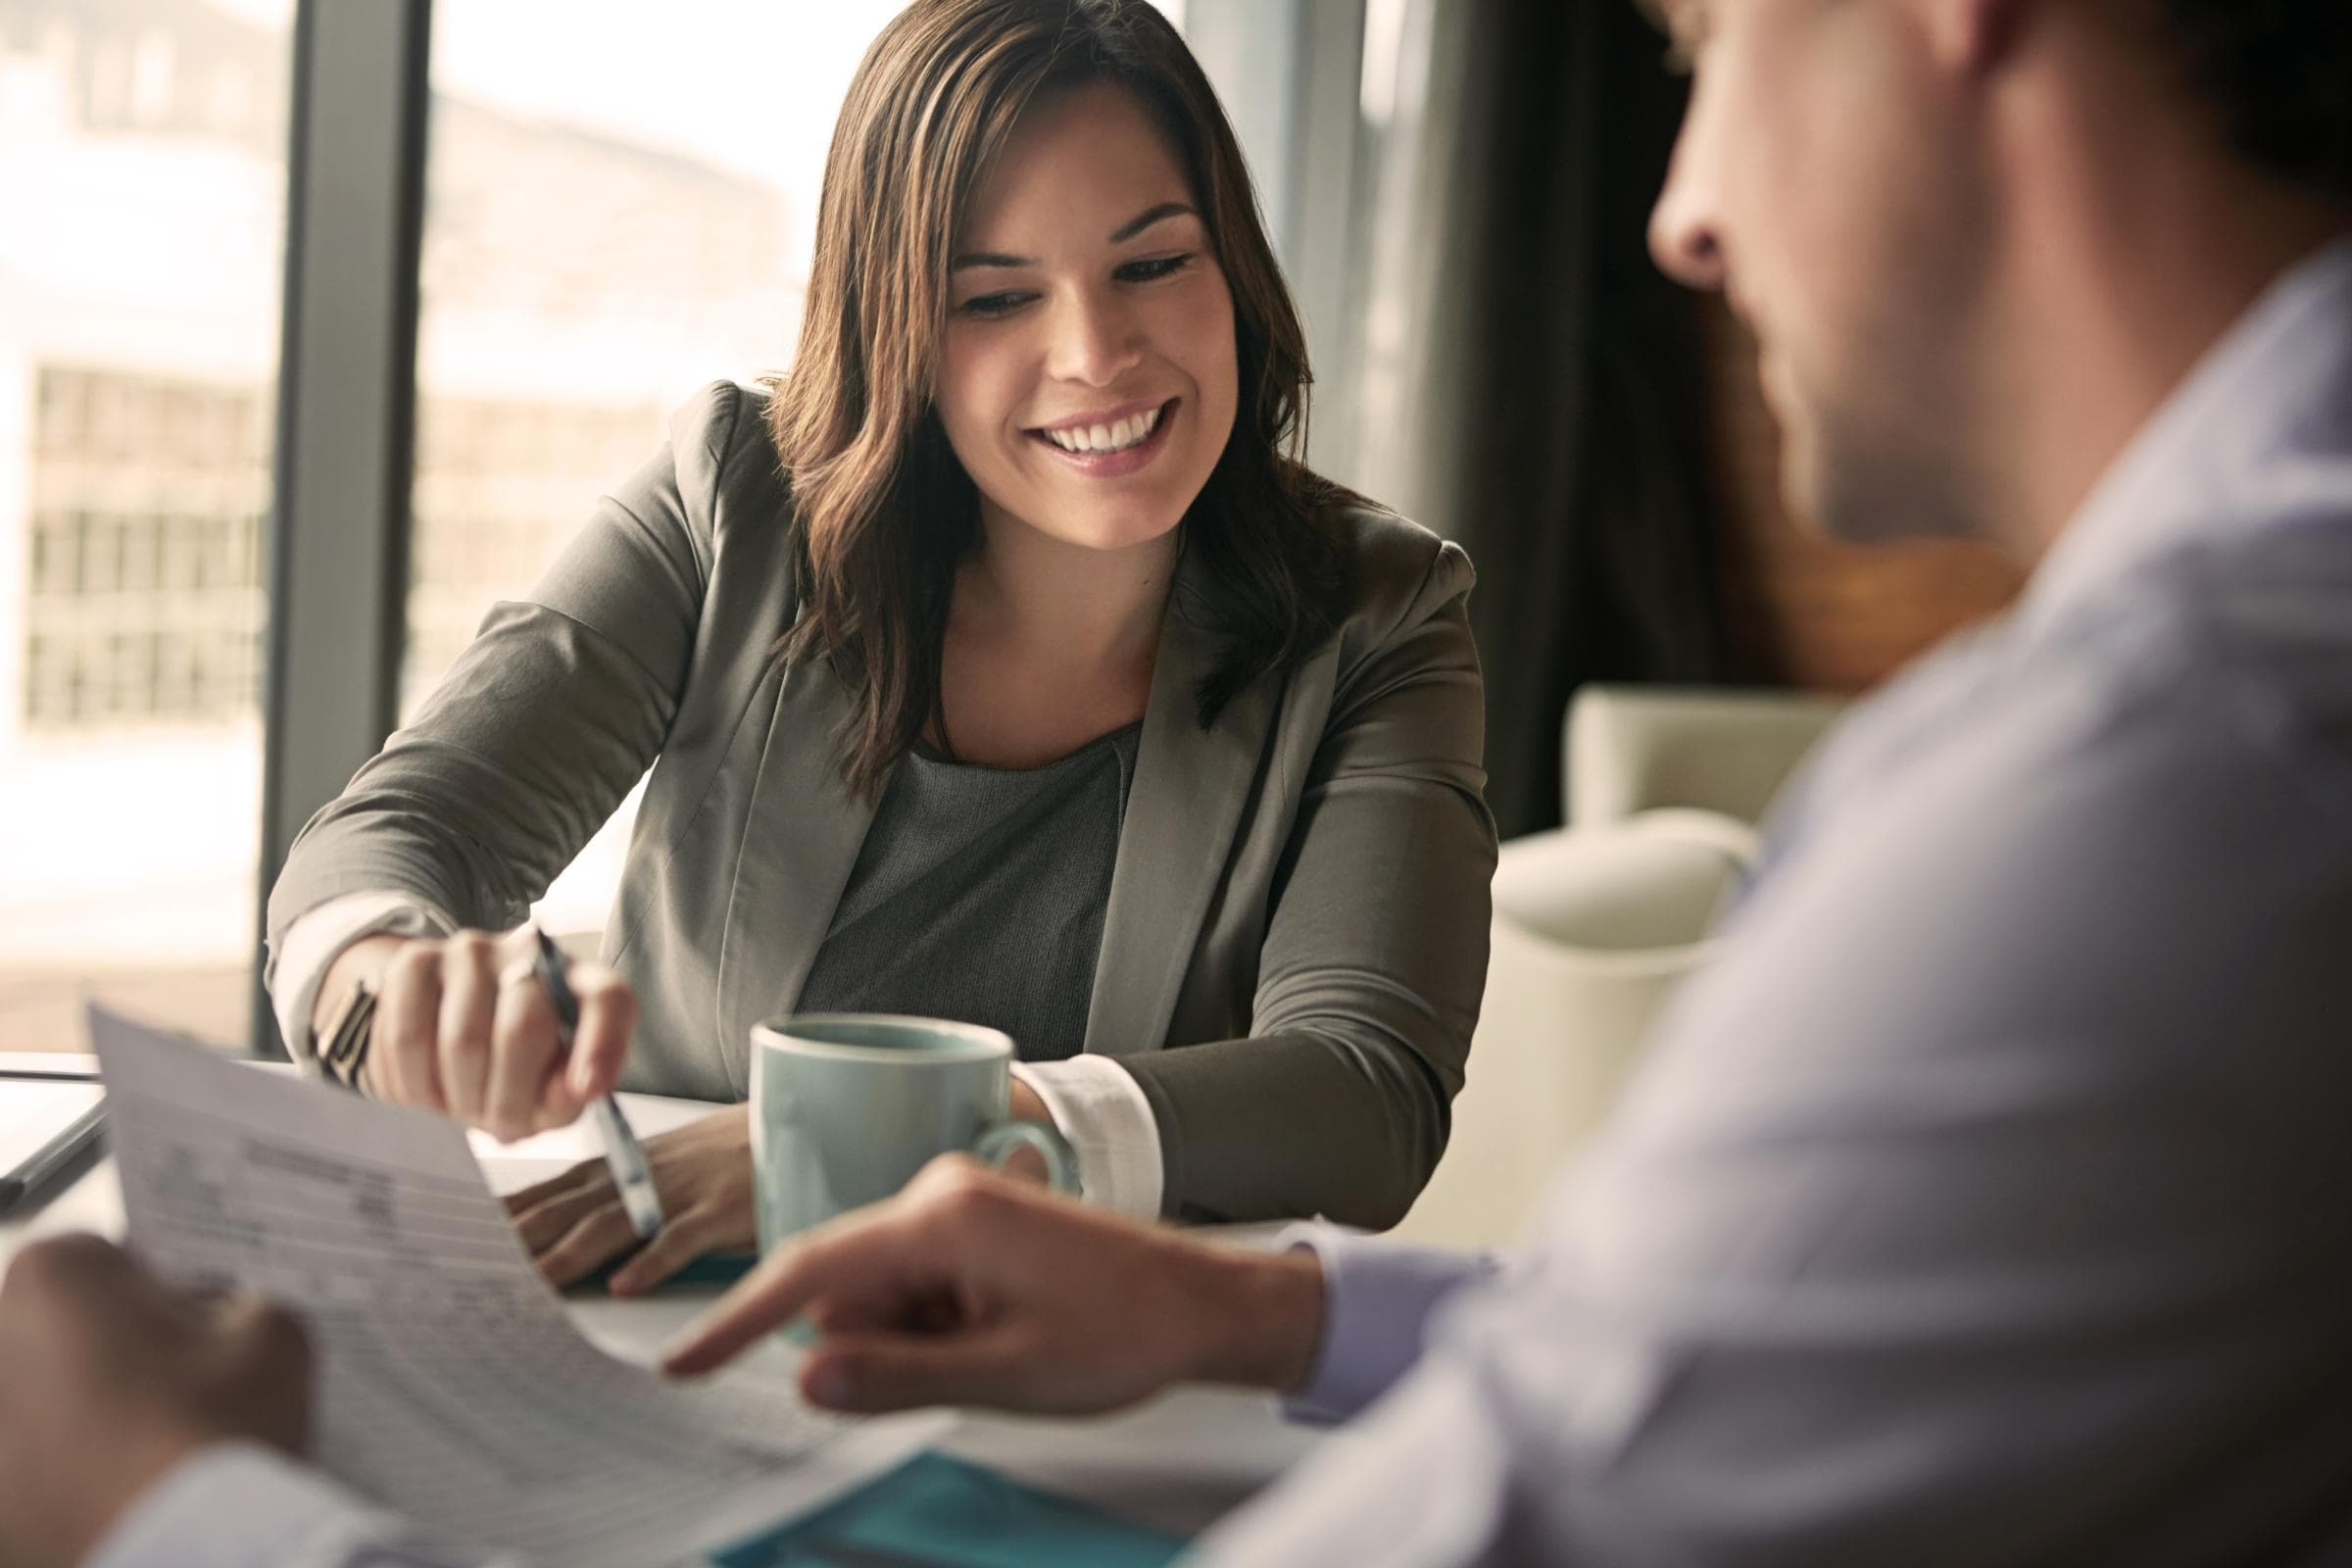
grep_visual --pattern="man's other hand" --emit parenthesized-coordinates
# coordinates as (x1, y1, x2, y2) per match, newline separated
(0, 1236, 312, 1568)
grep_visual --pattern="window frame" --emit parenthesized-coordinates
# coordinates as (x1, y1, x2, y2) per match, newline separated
(253, 0, 432, 1056)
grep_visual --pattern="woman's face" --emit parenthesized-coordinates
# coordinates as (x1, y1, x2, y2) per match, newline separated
(936, 81, 1239, 557)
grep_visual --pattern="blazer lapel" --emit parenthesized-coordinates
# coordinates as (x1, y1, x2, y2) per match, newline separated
(1082, 560, 1278, 1059)
(714, 650, 880, 1097)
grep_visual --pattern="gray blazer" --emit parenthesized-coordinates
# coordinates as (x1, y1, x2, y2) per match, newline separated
(269, 382, 1495, 1226)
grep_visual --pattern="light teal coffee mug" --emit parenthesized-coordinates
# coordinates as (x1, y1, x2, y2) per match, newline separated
(749, 1014, 1080, 1254)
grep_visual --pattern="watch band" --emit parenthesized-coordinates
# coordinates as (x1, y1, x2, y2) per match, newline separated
(316, 975, 378, 1091)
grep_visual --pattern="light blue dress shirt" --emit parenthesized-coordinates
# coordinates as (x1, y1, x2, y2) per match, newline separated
(1204, 235, 2352, 1564)
(87, 237, 2352, 1568)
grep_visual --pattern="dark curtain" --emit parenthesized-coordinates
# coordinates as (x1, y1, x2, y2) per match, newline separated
(1330, 0, 1725, 838)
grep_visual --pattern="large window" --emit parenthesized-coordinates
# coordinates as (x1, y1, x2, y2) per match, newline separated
(0, 0, 292, 1053)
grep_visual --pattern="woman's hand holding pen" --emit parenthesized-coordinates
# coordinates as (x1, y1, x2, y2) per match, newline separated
(311, 926, 635, 1142)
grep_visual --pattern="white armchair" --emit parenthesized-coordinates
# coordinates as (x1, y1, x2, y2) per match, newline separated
(1392, 685, 1842, 1248)
(1567, 683, 1844, 829)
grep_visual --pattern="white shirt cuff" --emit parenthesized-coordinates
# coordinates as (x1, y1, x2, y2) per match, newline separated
(83, 1441, 488, 1568)
(270, 891, 456, 1063)
(1009, 1056, 1164, 1217)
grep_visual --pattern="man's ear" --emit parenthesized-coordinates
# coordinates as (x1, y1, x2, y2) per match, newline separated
(1926, 0, 2033, 74)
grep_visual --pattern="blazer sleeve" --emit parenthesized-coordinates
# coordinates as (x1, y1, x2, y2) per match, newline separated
(265, 382, 752, 973)
(1123, 538, 1497, 1227)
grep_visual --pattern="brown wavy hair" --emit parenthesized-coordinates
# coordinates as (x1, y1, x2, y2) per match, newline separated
(767, 0, 1346, 798)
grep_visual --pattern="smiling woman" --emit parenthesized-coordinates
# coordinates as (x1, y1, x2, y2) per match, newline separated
(790, 69, 1258, 781)
(774, 7, 1334, 792)
(266, 0, 1496, 1292)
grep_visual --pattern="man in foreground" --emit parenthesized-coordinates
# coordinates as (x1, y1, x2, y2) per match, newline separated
(7, 0, 2352, 1561)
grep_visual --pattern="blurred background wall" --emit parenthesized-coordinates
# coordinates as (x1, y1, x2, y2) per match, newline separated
(0, 0, 2018, 1055)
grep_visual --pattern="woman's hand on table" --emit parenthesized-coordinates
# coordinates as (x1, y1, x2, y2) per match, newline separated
(506, 1104, 759, 1295)
(510, 1083, 1067, 1294)
(315, 926, 634, 1142)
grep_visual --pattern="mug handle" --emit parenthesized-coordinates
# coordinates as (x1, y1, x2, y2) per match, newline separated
(970, 1119, 1080, 1196)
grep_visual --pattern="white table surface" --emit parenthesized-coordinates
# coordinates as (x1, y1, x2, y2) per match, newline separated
(0, 1085, 1319, 1544)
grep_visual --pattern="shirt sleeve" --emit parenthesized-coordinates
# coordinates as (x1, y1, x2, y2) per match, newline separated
(84, 1443, 519, 1568)
(1008, 1057, 1162, 1216)
(1277, 1223, 1500, 1424)
(268, 891, 456, 1062)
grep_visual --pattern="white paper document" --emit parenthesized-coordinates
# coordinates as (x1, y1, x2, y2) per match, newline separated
(89, 1008, 946, 1568)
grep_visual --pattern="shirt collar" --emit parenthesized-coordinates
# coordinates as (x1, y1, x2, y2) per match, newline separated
(2021, 233, 2352, 630)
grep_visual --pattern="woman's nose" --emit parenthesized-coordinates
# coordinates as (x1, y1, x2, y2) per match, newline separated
(1046, 288, 1144, 387)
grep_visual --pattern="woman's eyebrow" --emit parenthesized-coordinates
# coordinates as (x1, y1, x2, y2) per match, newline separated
(951, 201, 1200, 271)
(1108, 201, 1197, 243)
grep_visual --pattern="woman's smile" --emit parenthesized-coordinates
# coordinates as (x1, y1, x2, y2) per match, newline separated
(1026, 397, 1181, 478)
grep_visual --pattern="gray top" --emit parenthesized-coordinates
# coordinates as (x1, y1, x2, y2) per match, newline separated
(794, 722, 1143, 1062)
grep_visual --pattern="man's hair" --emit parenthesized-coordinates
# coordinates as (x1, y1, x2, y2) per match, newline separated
(2159, 0, 2352, 203)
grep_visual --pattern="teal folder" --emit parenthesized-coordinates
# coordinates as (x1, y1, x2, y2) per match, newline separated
(714, 1451, 1186, 1568)
(568, 1250, 760, 1295)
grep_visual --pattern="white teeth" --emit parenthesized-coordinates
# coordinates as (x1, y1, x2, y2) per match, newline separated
(1044, 405, 1162, 455)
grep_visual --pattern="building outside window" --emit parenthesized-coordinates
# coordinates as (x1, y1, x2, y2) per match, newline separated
(0, 0, 291, 1053)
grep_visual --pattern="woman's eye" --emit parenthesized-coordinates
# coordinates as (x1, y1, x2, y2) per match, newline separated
(957, 290, 1031, 318)
(1118, 253, 1194, 284)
